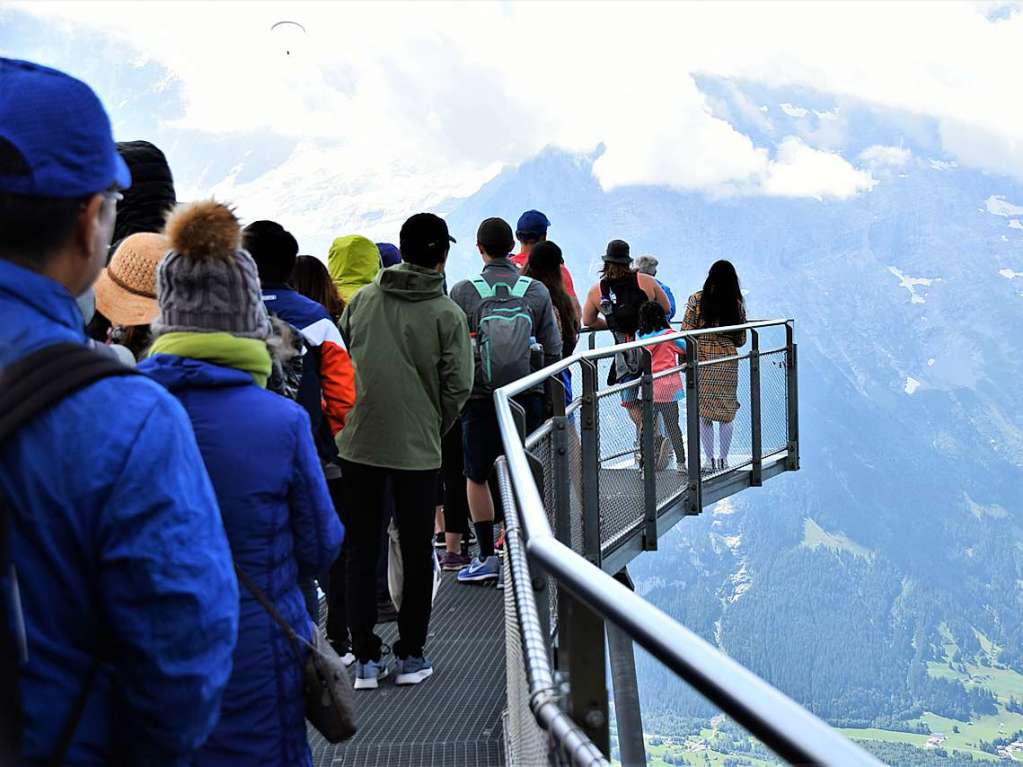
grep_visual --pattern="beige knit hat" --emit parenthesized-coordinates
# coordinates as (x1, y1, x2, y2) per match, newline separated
(94, 232, 168, 327)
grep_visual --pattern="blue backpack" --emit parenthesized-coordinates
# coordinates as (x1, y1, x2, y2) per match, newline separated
(470, 275, 535, 393)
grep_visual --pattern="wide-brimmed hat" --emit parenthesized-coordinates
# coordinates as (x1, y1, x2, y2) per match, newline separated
(94, 232, 167, 326)
(601, 239, 631, 264)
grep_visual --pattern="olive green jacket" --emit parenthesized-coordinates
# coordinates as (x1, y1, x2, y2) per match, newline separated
(336, 263, 473, 470)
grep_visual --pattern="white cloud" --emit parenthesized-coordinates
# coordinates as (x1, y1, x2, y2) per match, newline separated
(929, 159, 959, 171)
(780, 103, 809, 118)
(860, 145, 912, 167)
(999, 268, 1023, 278)
(905, 377, 921, 395)
(1010, 220, 1023, 230)
(9, 0, 1023, 225)
(987, 195, 1023, 216)
(760, 137, 875, 200)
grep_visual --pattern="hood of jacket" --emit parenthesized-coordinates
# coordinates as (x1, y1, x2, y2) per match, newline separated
(139, 353, 253, 392)
(328, 235, 380, 302)
(375, 262, 445, 302)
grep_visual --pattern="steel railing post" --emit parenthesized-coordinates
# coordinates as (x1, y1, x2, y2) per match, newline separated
(684, 337, 702, 514)
(639, 349, 657, 550)
(561, 592, 610, 758)
(579, 358, 601, 566)
(608, 568, 647, 767)
(749, 329, 763, 487)
(785, 323, 800, 472)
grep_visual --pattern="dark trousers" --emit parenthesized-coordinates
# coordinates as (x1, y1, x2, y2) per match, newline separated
(441, 420, 470, 536)
(324, 476, 350, 649)
(653, 401, 686, 461)
(340, 459, 437, 662)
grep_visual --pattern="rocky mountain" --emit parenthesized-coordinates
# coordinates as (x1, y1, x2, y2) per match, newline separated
(441, 84, 1023, 739)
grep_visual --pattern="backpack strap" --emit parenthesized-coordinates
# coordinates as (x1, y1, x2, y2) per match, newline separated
(470, 277, 495, 300)
(510, 276, 532, 298)
(0, 343, 136, 443)
(0, 342, 136, 766)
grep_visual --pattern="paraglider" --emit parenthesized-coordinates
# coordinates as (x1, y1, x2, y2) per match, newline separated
(270, 20, 306, 56)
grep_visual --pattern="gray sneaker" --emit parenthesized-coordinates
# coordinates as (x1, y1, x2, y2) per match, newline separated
(395, 655, 434, 686)
(354, 658, 389, 690)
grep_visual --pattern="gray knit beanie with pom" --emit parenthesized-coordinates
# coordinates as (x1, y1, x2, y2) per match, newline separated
(153, 200, 272, 339)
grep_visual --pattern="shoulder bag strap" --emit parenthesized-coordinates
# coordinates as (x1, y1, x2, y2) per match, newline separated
(231, 563, 314, 659)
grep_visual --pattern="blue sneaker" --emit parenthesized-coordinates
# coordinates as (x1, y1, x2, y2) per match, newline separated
(395, 656, 434, 686)
(457, 555, 500, 584)
(354, 658, 389, 690)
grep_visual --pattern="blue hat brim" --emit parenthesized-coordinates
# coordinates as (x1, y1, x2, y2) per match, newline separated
(113, 152, 132, 190)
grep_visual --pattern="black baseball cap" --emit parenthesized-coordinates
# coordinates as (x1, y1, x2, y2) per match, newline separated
(400, 213, 455, 255)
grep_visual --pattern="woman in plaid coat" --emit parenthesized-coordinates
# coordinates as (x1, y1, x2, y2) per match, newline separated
(682, 260, 747, 470)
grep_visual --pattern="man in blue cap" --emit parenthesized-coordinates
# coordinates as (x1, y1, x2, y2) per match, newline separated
(0, 59, 238, 765)
(510, 208, 579, 303)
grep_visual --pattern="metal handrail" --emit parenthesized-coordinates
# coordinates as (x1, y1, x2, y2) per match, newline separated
(495, 321, 881, 766)
(504, 319, 791, 398)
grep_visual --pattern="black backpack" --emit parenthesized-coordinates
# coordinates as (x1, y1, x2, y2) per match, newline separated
(599, 272, 648, 385)
(0, 343, 137, 765)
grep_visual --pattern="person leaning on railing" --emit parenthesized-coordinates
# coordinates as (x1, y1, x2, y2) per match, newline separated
(581, 239, 671, 433)
(681, 259, 747, 471)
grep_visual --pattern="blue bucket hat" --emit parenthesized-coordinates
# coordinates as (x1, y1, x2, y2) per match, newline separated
(516, 209, 550, 238)
(0, 58, 131, 198)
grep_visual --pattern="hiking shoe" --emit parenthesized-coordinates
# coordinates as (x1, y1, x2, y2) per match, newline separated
(457, 555, 500, 584)
(395, 655, 434, 686)
(440, 550, 471, 571)
(354, 658, 389, 690)
(655, 435, 672, 471)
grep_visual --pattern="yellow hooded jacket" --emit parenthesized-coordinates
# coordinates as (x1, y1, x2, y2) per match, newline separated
(328, 236, 380, 303)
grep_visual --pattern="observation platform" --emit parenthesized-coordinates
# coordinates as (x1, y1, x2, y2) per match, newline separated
(310, 576, 506, 767)
(306, 321, 882, 767)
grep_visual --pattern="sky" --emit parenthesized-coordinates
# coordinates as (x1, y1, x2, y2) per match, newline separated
(3, 1, 1023, 252)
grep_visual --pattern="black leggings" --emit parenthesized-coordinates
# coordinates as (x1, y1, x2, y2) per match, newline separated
(440, 420, 470, 535)
(654, 401, 686, 462)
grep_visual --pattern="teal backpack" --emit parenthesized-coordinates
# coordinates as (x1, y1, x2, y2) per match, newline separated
(470, 275, 535, 393)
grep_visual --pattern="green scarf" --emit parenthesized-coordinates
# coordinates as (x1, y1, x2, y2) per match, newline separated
(149, 332, 272, 388)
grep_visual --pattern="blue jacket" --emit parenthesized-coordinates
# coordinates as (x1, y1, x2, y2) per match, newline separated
(0, 260, 239, 766)
(138, 354, 343, 767)
(657, 279, 677, 321)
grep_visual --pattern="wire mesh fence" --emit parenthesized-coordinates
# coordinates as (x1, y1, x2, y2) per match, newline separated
(760, 348, 790, 457)
(595, 379, 647, 551)
(502, 549, 553, 767)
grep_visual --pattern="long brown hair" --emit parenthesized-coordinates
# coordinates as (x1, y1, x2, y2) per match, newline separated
(600, 261, 633, 281)
(523, 241, 578, 356)
(290, 255, 345, 320)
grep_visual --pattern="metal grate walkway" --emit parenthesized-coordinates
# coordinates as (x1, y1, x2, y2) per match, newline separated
(309, 573, 506, 767)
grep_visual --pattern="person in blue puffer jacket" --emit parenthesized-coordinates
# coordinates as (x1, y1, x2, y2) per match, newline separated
(138, 199, 343, 767)
(0, 59, 239, 766)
